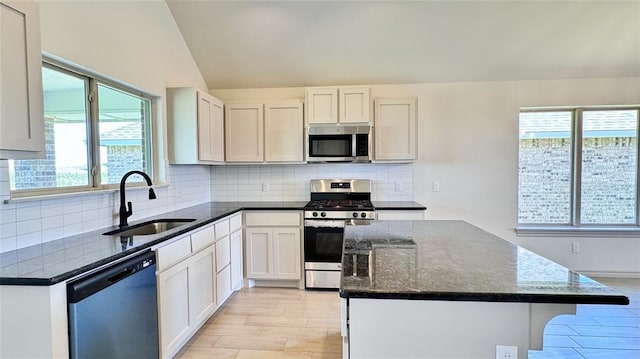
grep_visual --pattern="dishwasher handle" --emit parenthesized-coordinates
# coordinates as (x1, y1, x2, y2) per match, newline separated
(108, 268, 135, 284)
(67, 250, 156, 304)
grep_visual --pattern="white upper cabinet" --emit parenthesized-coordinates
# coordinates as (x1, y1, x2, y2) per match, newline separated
(0, 0, 44, 159)
(306, 86, 370, 125)
(225, 103, 264, 162)
(339, 87, 370, 124)
(226, 101, 304, 163)
(373, 97, 417, 161)
(264, 100, 304, 162)
(306, 88, 338, 124)
(197, 92, 224, 162)
(167, 87, 224, 164)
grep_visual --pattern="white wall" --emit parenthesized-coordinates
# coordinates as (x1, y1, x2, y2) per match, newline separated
(0, 1, 212, 252)
(214, 79, 640, 276)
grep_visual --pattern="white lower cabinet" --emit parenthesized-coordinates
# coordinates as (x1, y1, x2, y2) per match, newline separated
(230, 226, 244, 291)
(157, 255, 191, 359)
(216, 264, 232, 304)
(244, 211, 302, 282)
(273, 228, 302, 279)
(156, 213, 244, 358)
(156, 223, 218, 359)
(188, 245, 217, 325)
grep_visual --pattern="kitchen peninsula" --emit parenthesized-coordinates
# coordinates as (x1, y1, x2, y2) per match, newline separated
(340, 220, 629, 359)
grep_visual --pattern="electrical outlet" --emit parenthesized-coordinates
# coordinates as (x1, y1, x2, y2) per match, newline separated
(572, 242, 580, 253)
(262, 183, 270, 192)
(496, 345, 517, 359)
(395, 182, 402, 192)
(432, 181, 440, 192)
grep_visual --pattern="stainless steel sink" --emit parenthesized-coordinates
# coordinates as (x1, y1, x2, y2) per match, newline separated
(103, 218, 196, 236)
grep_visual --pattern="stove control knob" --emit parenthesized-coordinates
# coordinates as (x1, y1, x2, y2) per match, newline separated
(312, 212, 318, 217)
(321, 212, 326, 217)
(352, 212, 358, 218)
(361, 212, 367, 218)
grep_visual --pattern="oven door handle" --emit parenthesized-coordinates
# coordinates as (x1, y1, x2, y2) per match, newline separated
(304, 220, 345, 228)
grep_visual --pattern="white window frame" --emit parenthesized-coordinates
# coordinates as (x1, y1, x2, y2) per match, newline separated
(516, 106, 640, 237)
(8, 57, 156, 199)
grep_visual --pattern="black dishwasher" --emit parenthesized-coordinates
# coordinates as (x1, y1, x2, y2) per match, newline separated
(67, 250, 159, 359)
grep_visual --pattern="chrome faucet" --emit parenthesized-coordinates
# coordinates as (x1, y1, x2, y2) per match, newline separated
(119, 170, 156, 228)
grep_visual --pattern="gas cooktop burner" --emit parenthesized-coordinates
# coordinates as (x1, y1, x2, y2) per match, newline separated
(304, 199, 374, 211)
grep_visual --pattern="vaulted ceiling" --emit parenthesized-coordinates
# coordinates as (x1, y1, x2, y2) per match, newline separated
(166, 1, 640, 89)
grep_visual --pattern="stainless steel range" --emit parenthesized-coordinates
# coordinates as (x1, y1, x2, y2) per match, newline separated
(303, 179, 374, 289)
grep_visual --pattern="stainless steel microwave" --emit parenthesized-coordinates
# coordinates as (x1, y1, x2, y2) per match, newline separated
(306, 125, 371, 163)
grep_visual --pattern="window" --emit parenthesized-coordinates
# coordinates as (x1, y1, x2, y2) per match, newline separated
(518, 107, 639, 232)
(9, 61, 153, 195)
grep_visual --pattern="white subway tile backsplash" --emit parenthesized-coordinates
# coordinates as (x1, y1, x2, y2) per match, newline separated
(0, 161, 412, 254)
(63, 212, 83, 226)
(1, 209, 16, 225)
(0, 162, 212, 253)
(63, 223, 84, 237)
(210, 163, 413, 202)
(0, 236, 17, 252)
(16, 205, 42, 222)
(0, 221, 16, 238)
(42, 215, 64, 230)
(16, 231, 42, 248)
(16, 218, 41, 235)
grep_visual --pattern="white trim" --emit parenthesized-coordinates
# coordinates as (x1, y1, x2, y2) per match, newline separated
(515, 226, 640, 237)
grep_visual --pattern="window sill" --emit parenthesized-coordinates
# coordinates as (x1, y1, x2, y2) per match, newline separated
(515, 225, 640, 237)
(4, 183, 170, 204)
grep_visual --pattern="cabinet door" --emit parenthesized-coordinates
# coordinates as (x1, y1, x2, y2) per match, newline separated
(215, 235, 231, 273)
(0, 0, 44, 157)
(197, 91, 224, 162)
(245, 228, 273, 279)
(339, 87, 370, 124)
(264, 101, 304, 162)
(273, 228, 301, 280)
(230, 229, 243, 291)
(306, 88, 338, 124)
(225, 103, 264, 162)
(157, 261, 190, 359)
(188, 245, 216, 326)
(216, 264, 232, 305)
(374, 98, 417, 161)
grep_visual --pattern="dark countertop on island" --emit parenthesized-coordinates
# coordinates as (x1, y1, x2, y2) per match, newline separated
(0, 201, 307, 286)
(340, 220, 629, 305)
(372, 201, 426, 210)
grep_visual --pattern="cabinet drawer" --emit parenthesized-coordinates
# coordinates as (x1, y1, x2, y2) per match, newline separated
(229, 213, 242, 232)
(245, 212, 301, 227)
(214, 219, 230, 240)
(191, 225, 215, 253)
(215, 236, 231, 272)
(156, 236, 191, 272)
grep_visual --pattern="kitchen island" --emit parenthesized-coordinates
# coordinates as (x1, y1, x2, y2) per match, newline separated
(339, 220, 629, 359)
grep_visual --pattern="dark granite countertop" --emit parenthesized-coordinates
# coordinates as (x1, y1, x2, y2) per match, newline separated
(0, 201, 307, 286)
(372, 201, 427, 210)
(340, 220, 629, 305)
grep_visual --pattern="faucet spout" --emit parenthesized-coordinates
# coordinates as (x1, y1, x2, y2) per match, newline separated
(119, 170, 156, 228)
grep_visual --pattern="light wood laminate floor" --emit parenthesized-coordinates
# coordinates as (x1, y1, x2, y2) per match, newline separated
(176, 287, 342, 359)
